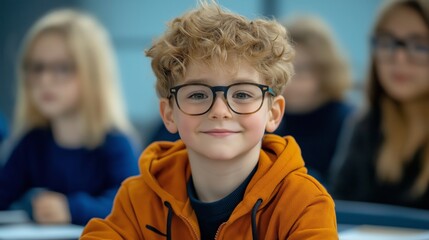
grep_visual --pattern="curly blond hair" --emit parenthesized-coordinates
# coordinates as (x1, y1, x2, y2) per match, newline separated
(146, 1, 295, 98)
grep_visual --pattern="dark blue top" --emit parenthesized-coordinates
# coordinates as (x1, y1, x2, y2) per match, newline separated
(0, 114, 8, 145)
(187, 166, 257, 240)
(332, 109, 429, 210)
(147, 121, 180, 147)
(0, 127, 139, 225)
(274, 101, 354, 184)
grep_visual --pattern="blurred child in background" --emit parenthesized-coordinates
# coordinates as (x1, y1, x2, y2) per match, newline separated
(0, 9, 139, 225)
(276, 16, 354, 184)
(332, 0, 429, 209)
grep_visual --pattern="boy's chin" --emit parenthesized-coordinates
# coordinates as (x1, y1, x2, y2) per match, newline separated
(205, 153, 240, 162)
(188, 145, 255, 162)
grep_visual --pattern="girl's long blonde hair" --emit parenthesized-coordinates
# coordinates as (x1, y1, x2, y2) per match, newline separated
(368, 0, 429, 198)
(14, 9, 133, 148)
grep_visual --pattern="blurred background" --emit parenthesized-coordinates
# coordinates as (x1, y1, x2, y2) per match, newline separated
(2, 0, 429, 236)
(0, 0, 381, 145)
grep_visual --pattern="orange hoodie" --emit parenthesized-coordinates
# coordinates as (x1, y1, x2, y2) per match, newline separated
(81, 134, 338, 239)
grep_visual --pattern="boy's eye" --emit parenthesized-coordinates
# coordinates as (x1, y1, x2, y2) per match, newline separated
(188, 92, 209, 100)
(232, 91, 253, 99)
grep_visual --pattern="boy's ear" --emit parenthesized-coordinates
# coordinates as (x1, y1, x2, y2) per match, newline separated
(265, 95, 285, 133)
(159, 98, 178, 134)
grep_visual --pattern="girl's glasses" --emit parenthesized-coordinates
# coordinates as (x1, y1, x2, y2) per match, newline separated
(24, 61, 76, 84)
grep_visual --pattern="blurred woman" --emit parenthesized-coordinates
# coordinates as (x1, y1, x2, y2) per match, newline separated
(0, 9, 139, 225)
(332, 0, 429, 209)
(276, 16, 354, 184)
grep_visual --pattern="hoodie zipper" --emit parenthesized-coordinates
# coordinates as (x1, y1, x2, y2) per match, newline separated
(215, 198, 263, 240)
(214, 222, 226, 240)
(179, 215, 199, 240)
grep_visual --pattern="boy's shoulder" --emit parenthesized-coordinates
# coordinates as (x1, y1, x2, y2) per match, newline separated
(122, 174, 145, 188)
(279, 170, 332, 205)
(113, 173, 173, 211)
(269, 170, 335, 224)
(120, 174, 153, 197)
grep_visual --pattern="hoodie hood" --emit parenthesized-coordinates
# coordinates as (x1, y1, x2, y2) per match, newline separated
(139, 134, 306, 219)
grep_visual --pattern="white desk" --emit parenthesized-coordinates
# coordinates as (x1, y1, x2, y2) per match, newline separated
(0, 210, 83, 240)
(0, 210, 29, 225)
(339, 225, 429, 240)
(0, 224, 83, 240)
(1, 223, 428, 239)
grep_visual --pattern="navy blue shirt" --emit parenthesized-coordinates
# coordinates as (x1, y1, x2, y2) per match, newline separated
(0, 114, 8, 145)
(147, 124, 179, 147)
(275, 101, 354, 183)
(187, 166, 257, 240)
(0, 128, 139, 225)
(332, 109, 429, 210)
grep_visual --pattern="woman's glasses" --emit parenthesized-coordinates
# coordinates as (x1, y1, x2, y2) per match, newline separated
(372, 33, 429, 64)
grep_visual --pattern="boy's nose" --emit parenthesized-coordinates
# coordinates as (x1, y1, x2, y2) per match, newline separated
(207, 94, 232, 119)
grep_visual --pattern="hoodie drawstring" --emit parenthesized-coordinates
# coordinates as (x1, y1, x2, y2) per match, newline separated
(251, 198, 263, 240)
(164, 201, 173, 240)
(152, 199, 261, 240)
(145, 202, 173, 239)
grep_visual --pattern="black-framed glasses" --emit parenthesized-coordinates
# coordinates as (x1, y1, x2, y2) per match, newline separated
(169, 82, 276, 116)
(23, 60, 76, 85)
(371, 34, 429, 64)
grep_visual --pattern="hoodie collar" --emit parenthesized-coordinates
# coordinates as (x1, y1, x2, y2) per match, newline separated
(139, 134, 306, 218)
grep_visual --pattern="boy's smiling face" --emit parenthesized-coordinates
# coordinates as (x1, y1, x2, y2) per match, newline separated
(160, 59, 285, 161)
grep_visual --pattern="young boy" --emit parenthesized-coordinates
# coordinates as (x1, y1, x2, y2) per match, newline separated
(81, 2, 337, 239)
